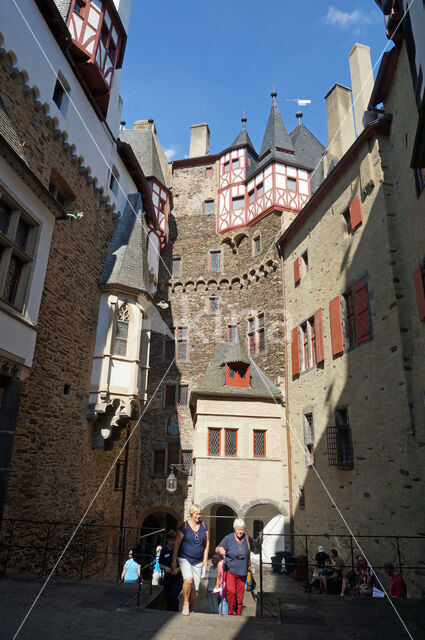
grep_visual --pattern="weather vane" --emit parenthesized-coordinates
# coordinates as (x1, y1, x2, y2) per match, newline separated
(286, 98, 312, 124)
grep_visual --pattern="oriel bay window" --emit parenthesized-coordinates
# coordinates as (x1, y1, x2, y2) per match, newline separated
(0, 196, 38, 311)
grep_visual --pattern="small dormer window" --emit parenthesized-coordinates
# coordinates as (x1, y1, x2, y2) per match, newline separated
(226, 362, 249, 387)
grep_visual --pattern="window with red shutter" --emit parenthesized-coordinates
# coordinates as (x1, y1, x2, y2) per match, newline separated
(291, 327, 300, 376)
(349, 195, 362, 230)
(414, 264, 425, 321)
(329, 296, 344, 355)
(294, 258, 301, 285)
(352, 279, 371, 344)
(314, 308, 325, 363)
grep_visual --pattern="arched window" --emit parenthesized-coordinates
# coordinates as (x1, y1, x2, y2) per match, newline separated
(114, 303, 129, 356)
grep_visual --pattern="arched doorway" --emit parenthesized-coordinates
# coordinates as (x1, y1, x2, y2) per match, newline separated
(244, 503, 286, 564)
(136, 509, 178, 571)
(202, 502, 237, 551)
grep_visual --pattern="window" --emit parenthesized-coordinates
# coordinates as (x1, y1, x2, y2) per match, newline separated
(167, 442, 180, 474)
(343, 279, 371, 348)
(327, 409, 354, 469)
(0, 197, 38, 311)
(210, 250, 221, 271)
(223, 161, 230, 174)
(257, 183, 263, 197)
(163, 383, 188, 407)
(225, 429, 237, 456)
(114, 304, 129, 356)
(253, 430, 266, 457)
(49, 169, 74, 208)
(253, 235, 261, 256)
(226, 362, 249, 387)
(292, 310, 324, 376)
(204, 200, 214, 215)
(74, 0, 86, 15)
(228, 324, 237, 343)
(209, 297, 219, 313)
(153, 450, 165, 475)
(208, 428, 221, 455)
(287, 177, 297, 192)
(110, 166, 119, 196)
(302, 251, 308, 273)
(164, 330, 175, 361)
(181, 450, 192, 475)
(177, 384, 188, 406)
(171, 257, 181, 277)
(300, 317, 316, 370)
(303, 413, 314, 466)
(52, 73, 70, 115)
(232, 158, 240, 170)
(176, 326, 188, 361)
(299, 487, 305, 510)
(232, 196, 245, 210)
(247, 314, 266, 355)
(205, 167, 213, 178)
(249, 190, 255, 204)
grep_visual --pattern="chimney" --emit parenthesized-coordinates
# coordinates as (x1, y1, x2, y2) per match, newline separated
(349, 43, 374, 135)
(324, 83, 356, 172)
(133, 119, 157, 134)
(189, 123, 210, 157)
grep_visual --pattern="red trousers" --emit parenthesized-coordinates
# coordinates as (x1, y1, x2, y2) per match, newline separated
(225, 571, 246, 615)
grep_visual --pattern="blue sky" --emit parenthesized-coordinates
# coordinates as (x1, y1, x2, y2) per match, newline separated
(120, 1, 388, 160)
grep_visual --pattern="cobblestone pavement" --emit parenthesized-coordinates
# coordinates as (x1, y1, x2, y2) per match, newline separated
(0, 573, 424, 640)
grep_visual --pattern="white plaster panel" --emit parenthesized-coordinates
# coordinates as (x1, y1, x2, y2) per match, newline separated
(255, 174, 263, 186)
(298, 169, 308, 180)
(109, 358, 132, 387)
(276, 163, 285, 175)
(264, 175, 273, 192)
(299, 180, 309, 195)
(276, 174, 286, 189)
(287, 166, 297, 177)
(264, 165, 273, 177)
(248, 179, 254, 191)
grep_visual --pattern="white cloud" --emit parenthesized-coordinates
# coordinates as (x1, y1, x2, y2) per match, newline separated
(325, 6, 374, 28)
(164, 147, 177, 161)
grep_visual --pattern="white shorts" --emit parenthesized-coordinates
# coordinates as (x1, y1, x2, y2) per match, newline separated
(178, 557, 203, 590)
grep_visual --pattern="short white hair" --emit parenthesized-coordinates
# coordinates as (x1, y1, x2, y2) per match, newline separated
(233, 518, 245, 529)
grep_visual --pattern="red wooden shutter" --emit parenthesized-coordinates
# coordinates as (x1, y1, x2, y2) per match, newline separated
(414, 265, 425, 320)
(291, 327, 300, 376)
(353, 278, 371, 344)
(314, 308, 325, 363)
(294, 258, 301, 285)
(349, 195, 362, 230)
(329, 296, 344, 355)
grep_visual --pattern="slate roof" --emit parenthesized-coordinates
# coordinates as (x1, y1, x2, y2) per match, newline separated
(259, 94, 295, 159)
(0, 92, 28, 166)
(289, 122, 325, 193)
(99, 192, 152, 295)
(192, 341, 282, 401)
(120, 127, 171, 188)
(230, 119, 256, 152)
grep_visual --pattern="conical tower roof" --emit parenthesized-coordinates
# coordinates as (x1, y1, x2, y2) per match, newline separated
(259, 91, 294, 157)
(230, 115, 256, 152)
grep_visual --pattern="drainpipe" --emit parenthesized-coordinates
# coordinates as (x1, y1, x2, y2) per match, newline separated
(117, 423, 130, 580)
(278, 243, 294, 545)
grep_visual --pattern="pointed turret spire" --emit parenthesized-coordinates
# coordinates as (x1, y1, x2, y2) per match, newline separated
(259, 90, 294, 158)
(230, 112, 256, 151)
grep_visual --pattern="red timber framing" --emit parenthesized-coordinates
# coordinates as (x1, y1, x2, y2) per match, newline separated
(66, 0, 126, 115)
(147, 179, 170, 252)
(414, 265, 425, 320)
(217, 156, 312, 235)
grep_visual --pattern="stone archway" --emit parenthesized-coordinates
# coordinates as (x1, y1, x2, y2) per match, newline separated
(242, 499, 289, 564)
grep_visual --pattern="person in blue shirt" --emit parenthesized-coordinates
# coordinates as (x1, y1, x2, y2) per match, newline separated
(120, 550, 141, 583)
(172, 503, 209, 616)
(216, 518, 259, 615)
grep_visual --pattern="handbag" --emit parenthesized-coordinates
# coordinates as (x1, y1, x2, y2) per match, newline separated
(245, 536, 256, 591)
